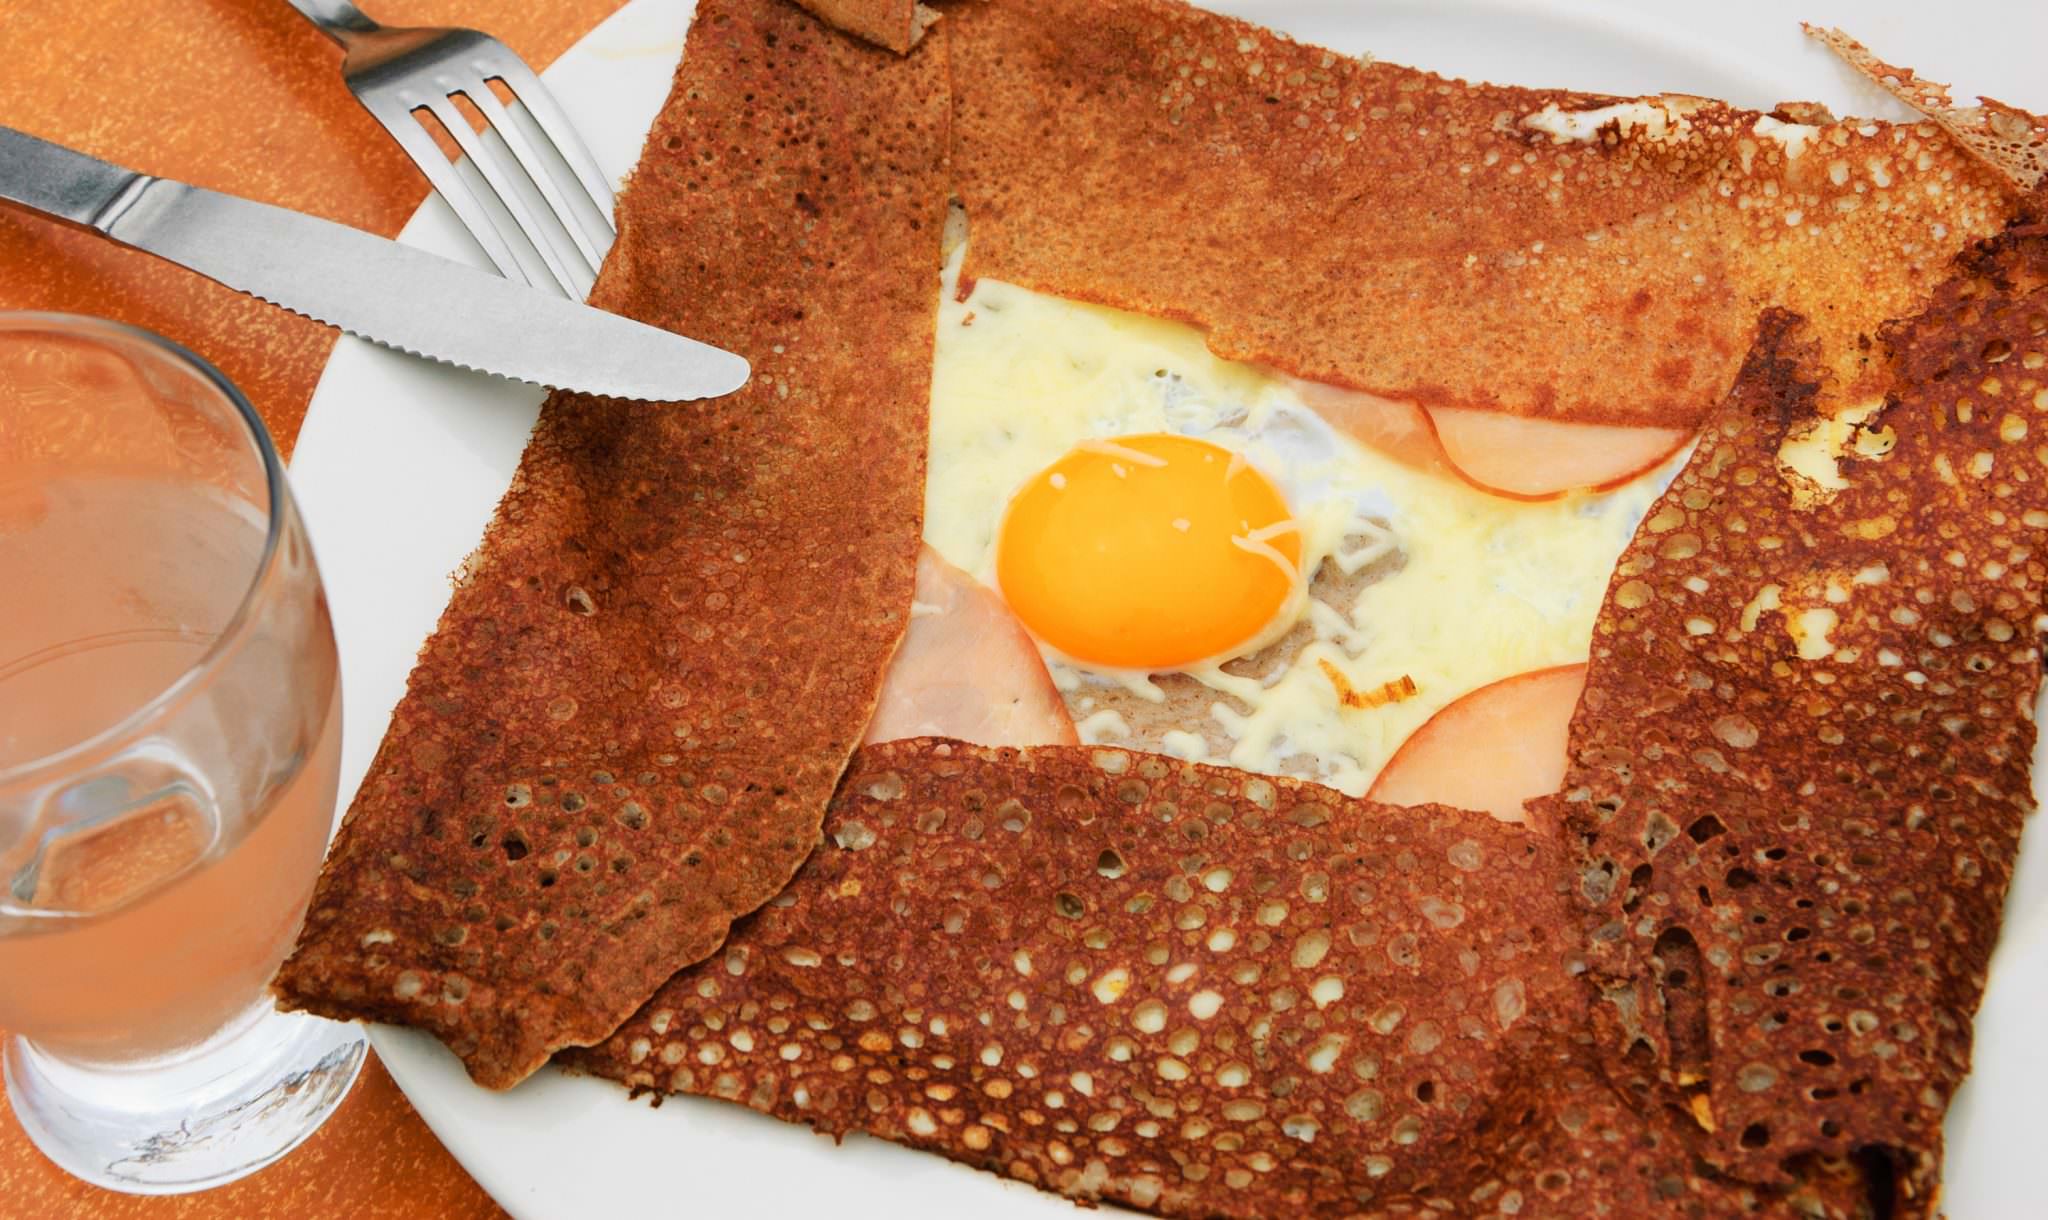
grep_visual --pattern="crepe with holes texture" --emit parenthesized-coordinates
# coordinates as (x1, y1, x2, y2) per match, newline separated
(562, 2, 2043, 1213)
(947, 0, 2033, 429)
(275, 0, 2048, 1207)
(272, 0, 950, 1088)
(570, 741, 1884, 1217)
(1530, 218, 2048, 1210)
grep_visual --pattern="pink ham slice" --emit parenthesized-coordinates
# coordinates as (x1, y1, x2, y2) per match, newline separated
(1289, 379, 1689, 500)
(1286, 379, 1457, 481)
(1426, 406, 1689, 500)
(1366, 664, 1586, 823)
(864, 546, 1079, 748)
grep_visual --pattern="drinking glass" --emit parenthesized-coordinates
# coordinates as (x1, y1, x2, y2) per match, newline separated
(0, 313, 366, 1193)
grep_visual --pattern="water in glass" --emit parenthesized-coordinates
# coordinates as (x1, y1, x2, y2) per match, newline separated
(0, 315, 366, 1193)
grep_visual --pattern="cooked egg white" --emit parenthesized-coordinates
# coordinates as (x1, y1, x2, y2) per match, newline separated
(926, 245, 1679, 796)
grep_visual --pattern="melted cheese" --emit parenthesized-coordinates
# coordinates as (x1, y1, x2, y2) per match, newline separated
(1521, 97, 1702, 144)
(1753, 115, 1819, 160)
(1777, 399, 1887, 506)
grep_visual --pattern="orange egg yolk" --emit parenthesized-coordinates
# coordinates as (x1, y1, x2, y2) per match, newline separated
(995, 433, 1302, 670)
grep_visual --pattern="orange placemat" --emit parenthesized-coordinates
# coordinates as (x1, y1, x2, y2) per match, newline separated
(0, 2, 628, 1214)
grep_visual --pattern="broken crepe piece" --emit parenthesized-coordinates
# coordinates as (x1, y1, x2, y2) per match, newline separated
(273, 0, 950, 1088)
(569, 742, 1873, 1217)
(1808, 25, 2048, 191)
(792, 0, 937, 54)
(1532, 219, 2048, 1208)
(947, 0, 2034, 429)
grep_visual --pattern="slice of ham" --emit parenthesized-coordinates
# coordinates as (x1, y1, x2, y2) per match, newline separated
(864, 545, 1079, 748)
(1426, 406, 1689, 499)
(1366, 663, 1586, 823)
(1289, 379, 1688, 500)
(1285, 379, 1457, 481)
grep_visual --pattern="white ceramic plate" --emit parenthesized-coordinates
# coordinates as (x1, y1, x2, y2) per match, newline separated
(290, 2, 2047, 1215)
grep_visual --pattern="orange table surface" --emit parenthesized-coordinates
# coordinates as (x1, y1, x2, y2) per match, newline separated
(0, 2, 631, 1215)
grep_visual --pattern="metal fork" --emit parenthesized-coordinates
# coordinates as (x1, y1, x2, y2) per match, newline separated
(285, 0, 615, 300)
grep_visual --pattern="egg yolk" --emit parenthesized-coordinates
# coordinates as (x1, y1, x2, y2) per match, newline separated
(995, 433, 1302, 669)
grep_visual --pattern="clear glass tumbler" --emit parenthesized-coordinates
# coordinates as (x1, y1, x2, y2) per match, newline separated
(0, 313, 366, 1193)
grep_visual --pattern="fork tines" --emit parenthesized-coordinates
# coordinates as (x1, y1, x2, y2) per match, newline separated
(357, 31, 616, 300)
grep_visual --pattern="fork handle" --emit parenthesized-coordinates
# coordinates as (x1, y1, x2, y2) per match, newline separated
(282, 0, 381, 46)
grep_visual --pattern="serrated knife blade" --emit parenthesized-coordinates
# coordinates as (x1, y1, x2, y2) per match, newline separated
(0, 124, 748, 402)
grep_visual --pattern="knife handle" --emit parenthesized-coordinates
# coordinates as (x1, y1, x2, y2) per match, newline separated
(0, 125, 148, 233)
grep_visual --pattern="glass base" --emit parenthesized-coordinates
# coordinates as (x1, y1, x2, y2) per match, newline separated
(4, 1002, 367, 1195)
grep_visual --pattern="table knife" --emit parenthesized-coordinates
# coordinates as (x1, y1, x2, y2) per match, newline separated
(0, 124, 748, 402)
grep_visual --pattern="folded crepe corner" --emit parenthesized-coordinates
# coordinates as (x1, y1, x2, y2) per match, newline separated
(945, 0, 2037, 435)
(793, 0, 940, 55)
(273, 0, 949, 1088)
(1536, 219, 2048, 1204)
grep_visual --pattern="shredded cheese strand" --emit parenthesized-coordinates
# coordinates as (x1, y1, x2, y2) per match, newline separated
(1076, 437, 1169, 467)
